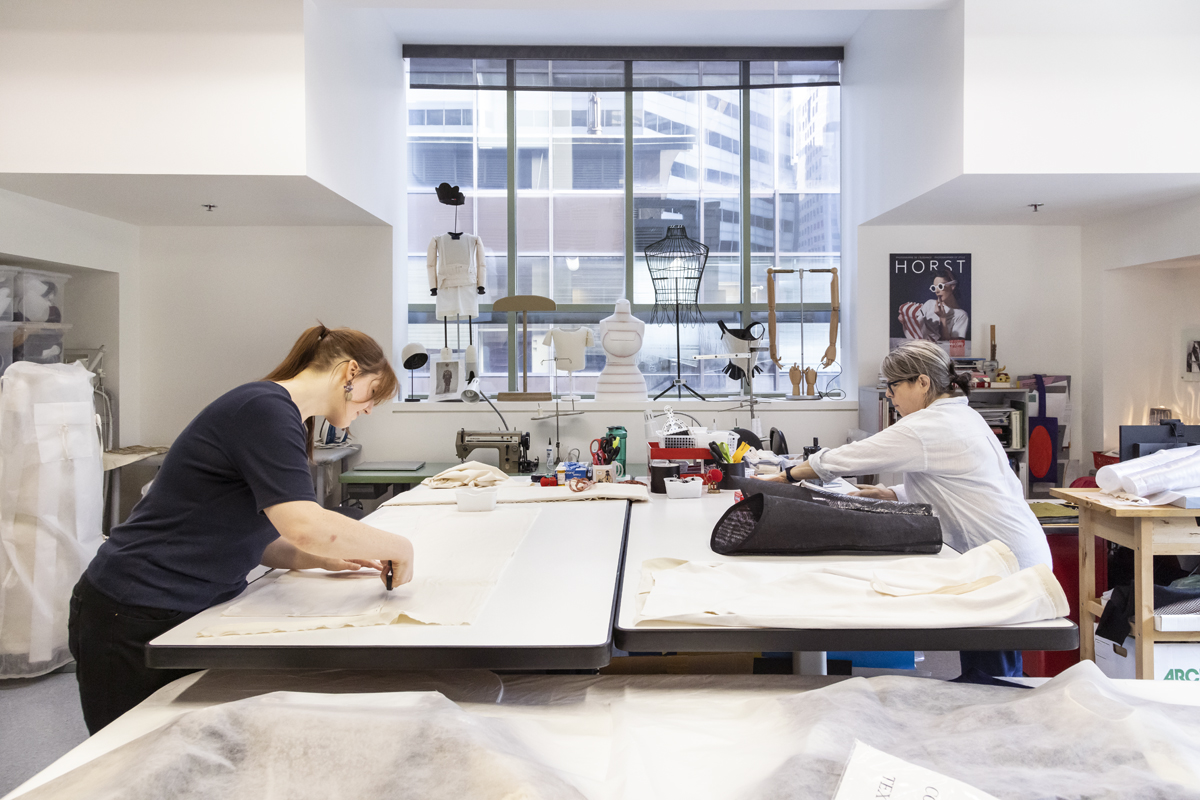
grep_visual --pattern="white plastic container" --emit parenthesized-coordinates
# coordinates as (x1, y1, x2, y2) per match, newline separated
(663, 477, 703, 499)
(15, 268, 69, 324)
(0, 322, 17, 373)
(13, 323, 70, 365)
(0, 266, 18, 322)
(455, 486, 498, 512)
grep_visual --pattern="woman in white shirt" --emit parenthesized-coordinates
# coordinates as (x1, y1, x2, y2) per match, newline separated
(760, 340, 1051, 678)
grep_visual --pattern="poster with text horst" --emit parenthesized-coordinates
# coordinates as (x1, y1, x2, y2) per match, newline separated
(890, 253, 971, 356)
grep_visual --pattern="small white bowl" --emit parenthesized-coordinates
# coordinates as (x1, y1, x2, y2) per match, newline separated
(663, 477, 703, 499)
(456, 486, 498, 512)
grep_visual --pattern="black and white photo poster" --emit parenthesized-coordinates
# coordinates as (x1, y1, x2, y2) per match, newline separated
(889, 253, 972, 356)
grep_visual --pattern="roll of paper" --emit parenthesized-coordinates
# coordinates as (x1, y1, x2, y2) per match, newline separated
(1095, 445, 1199, 492)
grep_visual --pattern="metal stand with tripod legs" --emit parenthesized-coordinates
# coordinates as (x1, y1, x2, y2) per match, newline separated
(645, 225, 710, 402)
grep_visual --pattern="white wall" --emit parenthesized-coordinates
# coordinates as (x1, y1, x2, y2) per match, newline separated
(1083, 193, 1200, 272)
(963, 0, 1200, 174)
(856, 224, 1084, 452)
(1081, 192, 1200, 452)
(842, 5, 965, 227)
(0, 0, 306, 176)
(304, 1, 404, 225)
(136, 226, 393, 444)
(1098, 265, 1200, 448)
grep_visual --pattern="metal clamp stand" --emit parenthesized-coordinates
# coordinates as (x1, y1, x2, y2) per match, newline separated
(531, 399, 584, 466)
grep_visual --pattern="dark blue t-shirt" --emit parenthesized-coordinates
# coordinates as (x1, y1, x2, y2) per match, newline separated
(87, 382, 317, 611)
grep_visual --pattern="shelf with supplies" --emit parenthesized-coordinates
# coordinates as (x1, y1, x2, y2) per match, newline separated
(858, 385, 1036, 496)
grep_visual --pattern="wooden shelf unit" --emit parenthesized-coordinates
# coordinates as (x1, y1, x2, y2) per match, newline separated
(1051, 487, 1200, 679)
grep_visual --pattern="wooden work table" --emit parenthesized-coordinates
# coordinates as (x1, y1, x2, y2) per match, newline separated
(1050, 487, 1200, 679)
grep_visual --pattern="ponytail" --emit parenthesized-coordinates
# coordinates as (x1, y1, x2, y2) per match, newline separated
(264, 323, 399, 460)
(945, 359, 973, 398)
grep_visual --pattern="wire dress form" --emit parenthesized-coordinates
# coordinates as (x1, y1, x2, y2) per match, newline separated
(645, 226, 709, 326)
(645, 226, 710, 400)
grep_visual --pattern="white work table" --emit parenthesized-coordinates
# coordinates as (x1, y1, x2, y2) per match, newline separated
(146, 499, 631, 671)
(615, 489, 1080, 653)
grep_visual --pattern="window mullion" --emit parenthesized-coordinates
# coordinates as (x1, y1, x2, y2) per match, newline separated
(740, 62, 752, 333)
(506, 60, 517, 392)
(624, 61, 634, 303)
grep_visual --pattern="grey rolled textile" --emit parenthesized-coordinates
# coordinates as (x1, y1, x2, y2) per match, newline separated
(711, 478, 943, 556)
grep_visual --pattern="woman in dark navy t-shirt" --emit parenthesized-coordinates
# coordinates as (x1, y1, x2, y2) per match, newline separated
(69, 325, 413, 733)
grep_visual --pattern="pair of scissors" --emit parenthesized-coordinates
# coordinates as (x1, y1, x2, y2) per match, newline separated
(590, 438, 608, 465)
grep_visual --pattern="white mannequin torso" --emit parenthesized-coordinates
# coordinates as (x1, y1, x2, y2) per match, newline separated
(595, 300, 647, 400)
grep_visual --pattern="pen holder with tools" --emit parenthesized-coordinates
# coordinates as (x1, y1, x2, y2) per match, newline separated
(715, 461, 747, 490)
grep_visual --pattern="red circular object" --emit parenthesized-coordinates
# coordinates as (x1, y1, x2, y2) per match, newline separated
(1029, 427, 1053, 478)
(705, 467, 725, 484)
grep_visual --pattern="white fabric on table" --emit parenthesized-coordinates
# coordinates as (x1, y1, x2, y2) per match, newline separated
(636, 541, 1067, 629)
(386, 477, 649, 507)
(422, 460, 509, 488)
(808, 396, 1052, 570)
(198, 505, 540, 636)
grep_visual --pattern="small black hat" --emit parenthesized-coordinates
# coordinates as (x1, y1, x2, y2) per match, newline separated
(435, 182, 465, 206)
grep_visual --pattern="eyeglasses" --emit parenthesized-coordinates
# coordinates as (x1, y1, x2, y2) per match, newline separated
(929, 280, 957, 292)
(885, 377, 915, 396)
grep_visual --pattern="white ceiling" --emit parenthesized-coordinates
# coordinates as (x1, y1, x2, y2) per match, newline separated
(0, 175, 386, 227)
(865, 173, 1200, 227)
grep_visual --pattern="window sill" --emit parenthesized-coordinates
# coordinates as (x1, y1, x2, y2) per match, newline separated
(392, 397, 857, 413)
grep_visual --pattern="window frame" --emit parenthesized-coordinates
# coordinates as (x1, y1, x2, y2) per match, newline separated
(405, 48, 843, 397)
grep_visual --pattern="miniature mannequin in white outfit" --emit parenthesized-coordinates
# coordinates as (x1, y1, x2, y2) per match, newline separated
(595, 300, 647, 400)
(543, 327, 594, 400)
(428, 232, 487, 378)
(428, 233, 486, 320)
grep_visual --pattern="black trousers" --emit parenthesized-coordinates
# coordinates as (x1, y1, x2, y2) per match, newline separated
(68, 575, 199, 734)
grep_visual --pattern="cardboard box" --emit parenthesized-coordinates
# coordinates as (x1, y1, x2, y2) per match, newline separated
(1094, 630, 1200, 682)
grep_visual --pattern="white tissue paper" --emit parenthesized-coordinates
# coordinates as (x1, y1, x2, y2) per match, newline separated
(832, 741, 999, 800)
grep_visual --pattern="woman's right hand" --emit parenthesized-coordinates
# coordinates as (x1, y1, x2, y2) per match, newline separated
(756, 471, 787, 482)
(850, 485, 897, 501)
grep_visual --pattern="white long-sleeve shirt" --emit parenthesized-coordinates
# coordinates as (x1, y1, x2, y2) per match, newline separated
(808, 396, 1052, 570)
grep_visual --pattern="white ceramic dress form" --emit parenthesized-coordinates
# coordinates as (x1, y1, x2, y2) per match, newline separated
(594, 300, 648, 400)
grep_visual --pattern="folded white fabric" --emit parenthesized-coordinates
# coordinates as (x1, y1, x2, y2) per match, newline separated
(423, 460, 510, 488)
(385, 477, 649, 507)
(637, 541, 1068, 629)
(199, 505, 540, 636)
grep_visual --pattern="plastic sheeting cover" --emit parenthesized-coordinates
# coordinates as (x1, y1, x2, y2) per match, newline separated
(16, 691, 587, 800)
(0, 362, 103, 677)
(14, 662, 1200, 800)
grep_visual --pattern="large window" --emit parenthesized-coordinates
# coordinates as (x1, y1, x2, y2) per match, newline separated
(405, 50, 842, 398)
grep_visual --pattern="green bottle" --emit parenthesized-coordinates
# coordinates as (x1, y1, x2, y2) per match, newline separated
(607, 425, 628, 474)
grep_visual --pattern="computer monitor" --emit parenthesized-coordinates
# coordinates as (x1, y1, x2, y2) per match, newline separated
(1118, 419, 1200, 461)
